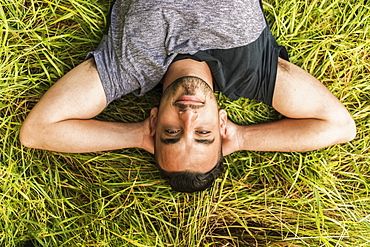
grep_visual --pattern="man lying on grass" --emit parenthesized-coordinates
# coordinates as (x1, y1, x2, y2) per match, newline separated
(20, 0, 356, 193)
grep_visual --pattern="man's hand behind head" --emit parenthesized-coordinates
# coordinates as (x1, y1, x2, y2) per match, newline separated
(140, 117, 155, 154)
(222, 119, 242, 156)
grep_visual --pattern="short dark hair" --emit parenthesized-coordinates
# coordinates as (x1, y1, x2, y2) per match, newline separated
(155, 151, 224, 193)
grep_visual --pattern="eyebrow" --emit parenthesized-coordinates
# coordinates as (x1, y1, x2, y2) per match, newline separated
(160, 138, 180, 145)
(195, 138, 215, 145)
(160, 138, 215, 145)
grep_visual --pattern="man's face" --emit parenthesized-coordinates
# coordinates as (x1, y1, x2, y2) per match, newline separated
(150, 77, 227, 173)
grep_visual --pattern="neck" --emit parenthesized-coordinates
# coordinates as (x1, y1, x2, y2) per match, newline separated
(162, 59, 213, 91)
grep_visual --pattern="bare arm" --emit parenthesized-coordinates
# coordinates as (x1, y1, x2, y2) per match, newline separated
(20, 58, 154, 154)
(222, 58, 356, 155)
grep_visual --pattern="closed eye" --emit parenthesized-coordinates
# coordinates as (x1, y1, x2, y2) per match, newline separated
(165, 129, 180, 135)
(196, 130, 211, 135)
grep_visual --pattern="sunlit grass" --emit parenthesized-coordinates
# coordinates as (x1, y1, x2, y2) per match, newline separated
(1, 0, 369, 246)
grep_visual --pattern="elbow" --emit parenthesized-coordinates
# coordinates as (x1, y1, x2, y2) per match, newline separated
(19, 118, 45, 149)
(331, 113, 357, 144)
(343, 117, 357, 142)
(19, 122, 35, 148)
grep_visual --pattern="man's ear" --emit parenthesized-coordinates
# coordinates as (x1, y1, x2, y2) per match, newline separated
(219, 109, 228, 139)
(149, 107, 158, 136)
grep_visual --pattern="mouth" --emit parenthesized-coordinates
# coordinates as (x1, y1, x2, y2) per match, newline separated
(175, 96, 204, 105)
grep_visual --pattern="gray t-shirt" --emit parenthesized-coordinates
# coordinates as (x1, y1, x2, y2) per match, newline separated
(88, 0, 267, 104)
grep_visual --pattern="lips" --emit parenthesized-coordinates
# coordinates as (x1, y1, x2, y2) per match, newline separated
(175, 96, 204, 105)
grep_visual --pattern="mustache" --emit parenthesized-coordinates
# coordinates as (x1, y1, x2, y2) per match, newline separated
(172, 102, 205, 110)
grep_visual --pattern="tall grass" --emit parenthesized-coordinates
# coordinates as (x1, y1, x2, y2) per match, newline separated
(1, 0, 369, 246)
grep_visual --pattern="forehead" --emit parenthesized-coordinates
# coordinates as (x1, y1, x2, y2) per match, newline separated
(155, 136, 220, 173)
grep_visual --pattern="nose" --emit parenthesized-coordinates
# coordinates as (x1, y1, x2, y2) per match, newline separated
(179, 109, 198, 130)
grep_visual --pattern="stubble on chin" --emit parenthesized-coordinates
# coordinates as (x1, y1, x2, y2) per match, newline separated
(162, 76, 213, 101)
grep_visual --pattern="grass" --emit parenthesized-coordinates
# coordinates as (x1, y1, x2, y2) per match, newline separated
(0, 0, 369, 246)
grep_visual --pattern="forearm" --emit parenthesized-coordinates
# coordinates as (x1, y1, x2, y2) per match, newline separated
(20, 119, 147, 153)
(236, 118, 355, 152)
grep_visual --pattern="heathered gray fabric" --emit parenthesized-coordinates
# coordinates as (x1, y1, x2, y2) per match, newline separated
(89, 0, 267, 104)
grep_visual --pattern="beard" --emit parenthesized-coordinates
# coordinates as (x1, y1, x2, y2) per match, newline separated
(161, 76, 214, 101)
